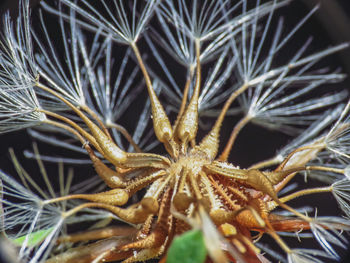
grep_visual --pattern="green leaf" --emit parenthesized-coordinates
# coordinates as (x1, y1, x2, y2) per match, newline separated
(166, 229, 207, 263)
(10, 228, 54, 247)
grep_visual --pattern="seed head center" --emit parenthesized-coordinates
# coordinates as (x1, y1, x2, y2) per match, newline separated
(168, 150, 211, 178)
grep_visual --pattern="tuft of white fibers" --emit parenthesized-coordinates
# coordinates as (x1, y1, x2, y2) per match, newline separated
(287, 249, 333, 263)
(309, 216, 350, 259)
(324, 100, 350, 163)
(0, 170, 64, 263)
(0, 147, 117, 263)
(22, 1, 158, 157)
(32, 6, 87, 110)
(156, 0, 290, 67)
(331, 179, 350, 218)
(345, 165, 350, 180)
(235, 5, 348, 135)
(41, 0, 161, 45)
(150, 0, 293, 117)
(0, 0, 46, 133)
(277, 105, 345, 160)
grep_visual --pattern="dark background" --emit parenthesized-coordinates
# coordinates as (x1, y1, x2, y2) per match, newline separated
(0, 0, 350, 262)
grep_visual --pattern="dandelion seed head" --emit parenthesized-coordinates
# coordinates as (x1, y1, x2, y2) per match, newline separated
(0, 0, 350, 262)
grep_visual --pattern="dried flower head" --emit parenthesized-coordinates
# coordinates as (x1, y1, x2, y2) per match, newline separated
(0, 0, 350, 263)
